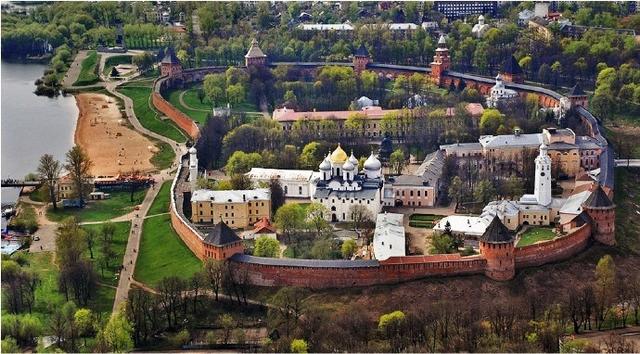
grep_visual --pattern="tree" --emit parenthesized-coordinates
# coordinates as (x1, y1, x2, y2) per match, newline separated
(95, 308, 133, 353)
(389, 149, 406, 175)
(291, 339, 309, 353)
(254, 236, 280, 257)
(349, 204, 373, 232)
(306, 203, 330, 238)
(203, 73, 227, 106)
(473, 179, 496, 205)
(217, 314, 235, 344)
(225, 151, 262, 175)
(74, 308, 94, 347)
(341, 239, 357, 259)
(310, 239, 333, 260)
(1, 260, 38, 314)
(274, 203, 305, 243)
(229, 174, 253, 190)
(197, 88, 205, 104)
(85, 228, 96, 259)
(448, 176, 464, 206)
(226, 83, 245, 105)
(176, 49, 189, 68)
(378, 310, 406, 352)
(203, 258, 225, 301)
(299, 142, 322, 170)
(430, 232, 457, 254)
(1, 337, 20, 353)
(132, 52, 154, 73)
(479, 109, 505, 134)
(269, 178, 285, 215)
(595, 254, 616, 330)
(37, 154, 61, 210)
(64, 145, 93, 204)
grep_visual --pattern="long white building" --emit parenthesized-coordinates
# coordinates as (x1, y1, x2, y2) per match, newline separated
(373, 213, 406, 260)
(245, 168, 319, 199)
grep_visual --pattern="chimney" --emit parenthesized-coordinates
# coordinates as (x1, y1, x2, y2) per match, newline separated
(243, 194, 246, 201)
(514, 127, 521, 137)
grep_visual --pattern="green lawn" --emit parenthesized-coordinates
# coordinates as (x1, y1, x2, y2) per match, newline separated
(147, 180, 172, 216)
(73, 50, 100, 86)
(135, 214, 201, 286)
(102, 55, 132, 76)
(166, 88, 210, 124)
(118, 86, 187, 143)
(82, 221, 131, 286)
(47, 189, 146, 223)
(409, 214, 441, 228)
(517, 227, 556, 247)
(150, 139, 175, 170)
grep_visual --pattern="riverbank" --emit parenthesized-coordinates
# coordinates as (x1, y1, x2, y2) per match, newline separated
(74, 93, 156, 176)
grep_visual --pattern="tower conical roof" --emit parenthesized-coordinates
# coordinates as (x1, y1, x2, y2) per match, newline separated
(162, 47, 181, 64)
(245, 38, 267, 58)
(355, 43, 369, 57)
(480, 216, 514, 244)
(503, 55, 523, 75)
(204, 221, 241, 246)
(582, 185, 614, 209)
(568, 83, 585, 96)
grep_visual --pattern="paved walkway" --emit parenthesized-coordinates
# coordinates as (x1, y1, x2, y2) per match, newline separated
(62, 50, 88, 88)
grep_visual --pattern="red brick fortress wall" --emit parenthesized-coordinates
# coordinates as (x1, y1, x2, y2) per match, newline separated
(230, 255, 487, 288)
(151, 92, 200, 140)
(514, 224, 591, 268)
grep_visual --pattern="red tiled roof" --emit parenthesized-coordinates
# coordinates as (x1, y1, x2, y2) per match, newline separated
(252, 217, 276, 234)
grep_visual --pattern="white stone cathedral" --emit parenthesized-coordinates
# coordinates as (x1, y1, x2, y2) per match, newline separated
(312, 144, 384, 222)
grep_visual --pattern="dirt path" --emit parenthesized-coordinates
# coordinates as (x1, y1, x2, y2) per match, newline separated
(75, 93, 156, 176)
(178, 90, 210, 112)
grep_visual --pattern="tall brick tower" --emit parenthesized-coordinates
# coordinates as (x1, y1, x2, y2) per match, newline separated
(502, 55, 524, 83)
(430, 35, 450, 86)
(582, 184, 616, 246)
(567, 83, 589, 109)
(160, 47, 182, 78)
(245, 39, 267, 68)
(353, 44, 370, 74)
(479, 216, 516, 281)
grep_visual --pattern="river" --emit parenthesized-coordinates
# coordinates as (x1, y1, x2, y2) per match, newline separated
(1, 62, 78, 203)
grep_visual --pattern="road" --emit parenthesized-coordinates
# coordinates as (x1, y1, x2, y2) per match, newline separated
(614, 159, 640, 167)
(62, 50, 89, 88)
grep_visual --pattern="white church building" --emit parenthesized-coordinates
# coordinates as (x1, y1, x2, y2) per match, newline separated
(312, 144, 385, 222)
(486, 73, 519, 108)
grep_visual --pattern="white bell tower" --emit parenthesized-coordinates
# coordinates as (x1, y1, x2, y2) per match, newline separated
(534, 144, 552, 206)
(189, 146, 198, 191)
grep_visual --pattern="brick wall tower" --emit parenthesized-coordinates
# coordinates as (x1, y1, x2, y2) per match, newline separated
(567, 83, 589, 109)
(245, 39, 267, 68)
(582, 184, 616, 246)
(430, 35, 450, 86)
(160, 47, 183, 78)
(502, 55, 524, 83)
(353, 44, 370, 74)
(479, 216, 516, 281)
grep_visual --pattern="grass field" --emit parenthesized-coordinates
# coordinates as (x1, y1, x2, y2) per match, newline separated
(102, 55, 132, 76)
(164, 84, 263, 124)
(73, 50, 100, 86)
(409, 214, 441, 228)
(517, 227, 556, 247)
(150, 139, 175, 170)
(147, 180, 172, 215)
(134, 214, 201, 286)
(118, 86, 187, 143)
(47, 189, 146, 223)
(82, 221, 131, 286)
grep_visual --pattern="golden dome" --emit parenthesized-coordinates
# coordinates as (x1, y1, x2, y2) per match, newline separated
(330, 144, 348, 164)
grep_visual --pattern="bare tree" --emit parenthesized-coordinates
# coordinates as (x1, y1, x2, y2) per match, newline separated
(37, 154, 62, 209)
(203, 258, 225, 301)
(64, 146, 93, 204)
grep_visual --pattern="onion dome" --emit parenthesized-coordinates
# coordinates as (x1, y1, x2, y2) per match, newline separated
(319, 154, 331, 171)
(330, 144, 348, 164)
(342, 159, 355, 171)
(364, 152, 381, 171)
(348, 151, 358, 166)
(189, 146, 197, 154)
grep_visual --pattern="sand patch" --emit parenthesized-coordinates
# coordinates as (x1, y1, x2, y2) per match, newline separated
(74, 93, 157, 176)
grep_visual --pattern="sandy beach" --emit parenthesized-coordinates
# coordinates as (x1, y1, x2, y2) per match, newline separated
(74, 93, 156, 176)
